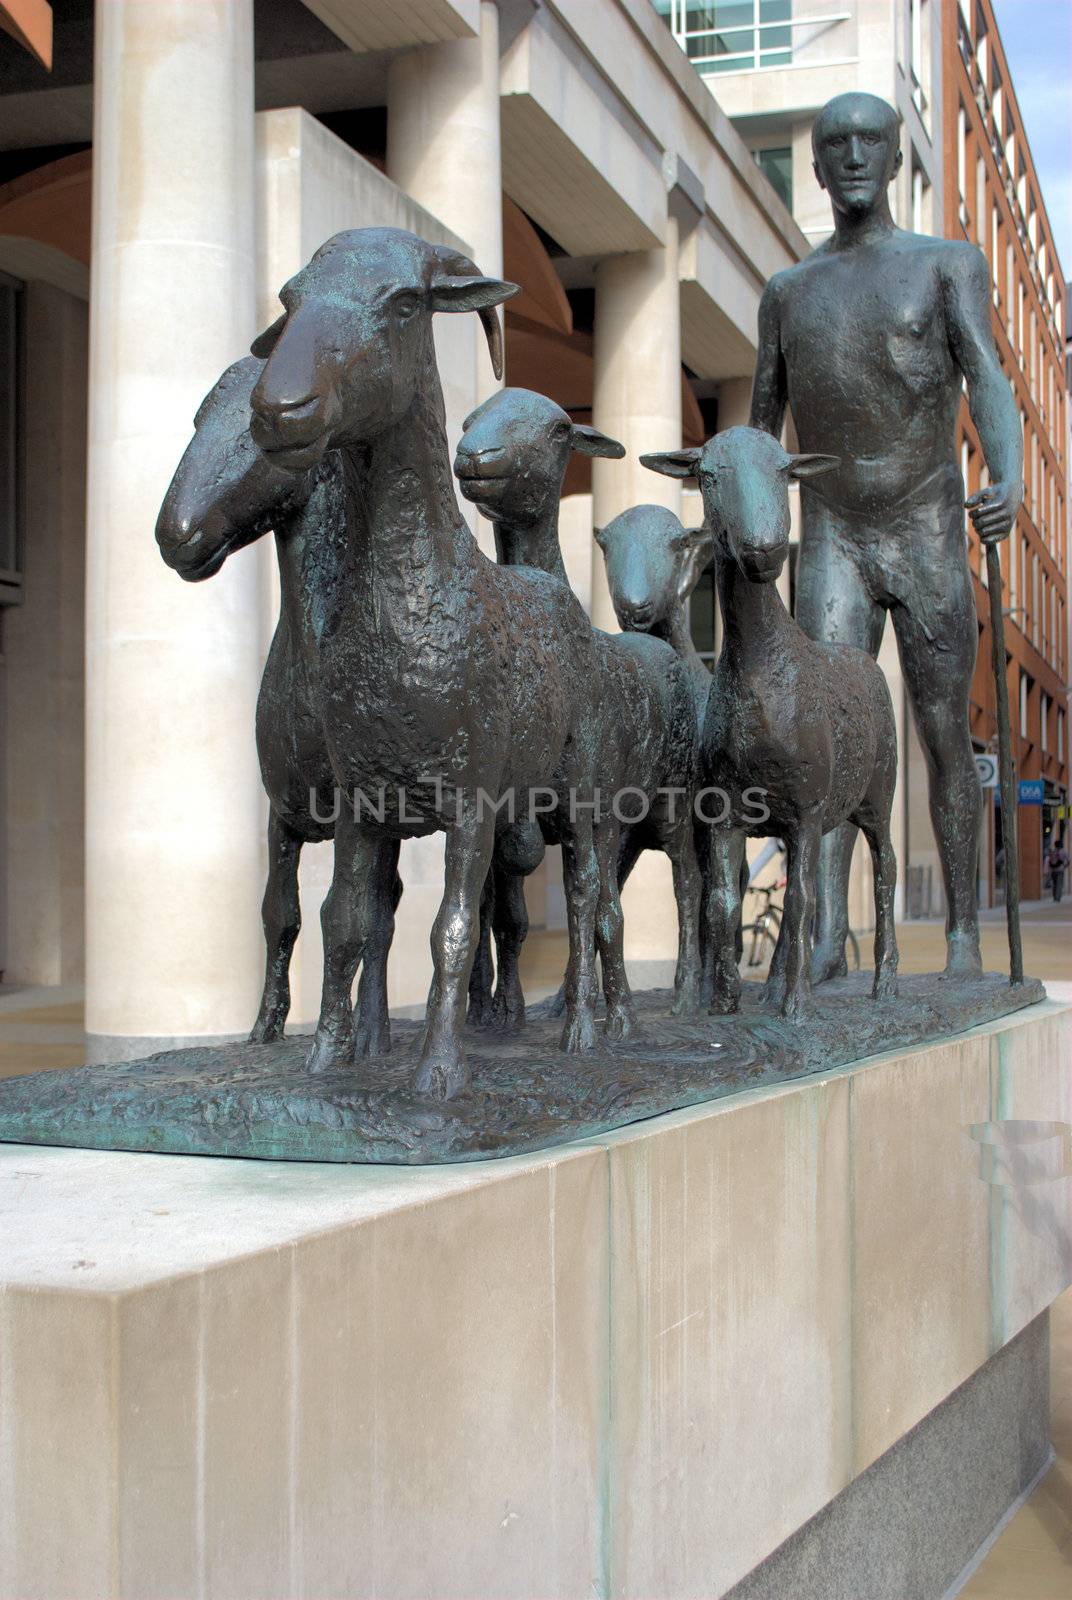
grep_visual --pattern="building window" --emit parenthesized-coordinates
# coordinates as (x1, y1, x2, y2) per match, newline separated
(1020, 670, 1030, 740)
(754, 146, 793, 212)
(655, 1, 794, 75)
(1041, 692, 1050, 755)
(1059, 709, 1066, 763)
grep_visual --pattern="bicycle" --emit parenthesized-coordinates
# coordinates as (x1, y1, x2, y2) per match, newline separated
(740, 880, 861, 972)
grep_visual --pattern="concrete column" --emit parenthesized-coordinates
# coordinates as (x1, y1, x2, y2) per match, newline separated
(85, 0, 263, 1058)
(387, 1, 502, 279)
(591, 220, 683, 982)
(591, 217, 682, 632)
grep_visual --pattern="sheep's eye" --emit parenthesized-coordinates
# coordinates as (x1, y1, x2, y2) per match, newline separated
(394, 293, 421, 320)
(553, 420, 571, 440)
(670, 535, 689, 553)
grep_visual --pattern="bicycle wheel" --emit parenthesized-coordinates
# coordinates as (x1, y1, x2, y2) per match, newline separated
(741, 921, 776, 968)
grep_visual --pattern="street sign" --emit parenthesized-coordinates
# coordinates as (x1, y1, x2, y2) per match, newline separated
(975, 753, 999, 788)
(1018, 778, 1044, 805)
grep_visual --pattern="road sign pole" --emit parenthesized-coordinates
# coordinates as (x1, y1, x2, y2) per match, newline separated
(985, 541, 1024, 986)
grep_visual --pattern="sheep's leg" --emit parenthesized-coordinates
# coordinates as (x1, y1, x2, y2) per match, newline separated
(352, 838, 402, 1057)
(559, 811, 601, 1054)
(250, 810, 304, 1044)
(596, 819, 634, 1042)
(307, 816, 380, 1074)
(467, 871, 497, 1029)
(415, 800, 497, 1100)
(490, 862, 528, 1033)
(763, 913, 789, 1010)
(669, 822, 703, 1018)
(810, 823, 853, 984)
(707, 828, 745, 1015)
(781, 817, 822, 1022)
(856, 812, 899, 1001)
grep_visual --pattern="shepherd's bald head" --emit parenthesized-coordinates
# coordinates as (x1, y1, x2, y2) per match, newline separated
(812, 93, 902, 219)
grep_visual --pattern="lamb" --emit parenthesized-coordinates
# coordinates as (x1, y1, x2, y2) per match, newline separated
(247, 229, 615, 1098)
(156, 356, 400, 1051)
(455, 388, 703, 1029)
(644, 426, 899, 1019)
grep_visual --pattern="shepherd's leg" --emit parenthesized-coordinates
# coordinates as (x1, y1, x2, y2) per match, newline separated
(307, 816, 379, 1074)
(250, 810, 304, 1043)
(795, 518, 885, 984)
(707, 828, 746, 1015)
(353, 837, 402, 1057)
(415, 800, 497, 1100)
(890, 539, 982, 978)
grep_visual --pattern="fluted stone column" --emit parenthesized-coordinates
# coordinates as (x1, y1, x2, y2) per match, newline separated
(591, 220, 684, 981)
(85, 0, 263, 1059)
(591, 217, 683, 631)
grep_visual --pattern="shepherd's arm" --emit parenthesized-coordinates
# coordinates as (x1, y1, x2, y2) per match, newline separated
(943, 242, 1023, 544)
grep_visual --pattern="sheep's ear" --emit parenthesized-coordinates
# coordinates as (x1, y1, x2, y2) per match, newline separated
(676, 525, 715, 603)
(641, 448, 702, 480)
(461, 394, 496, 433)
(571, 423, 625, 460)
(593, 524, 607, 550)
(431, 276, 520, 381)
(430, 275, 520, 314)
(785, 452, 840, 481)
(251, 314, 286, 358)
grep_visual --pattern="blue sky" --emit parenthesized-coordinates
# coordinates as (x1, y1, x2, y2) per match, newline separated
(991, 0, 1072, 277)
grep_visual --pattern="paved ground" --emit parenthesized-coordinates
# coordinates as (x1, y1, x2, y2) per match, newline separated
(0, 902, 1067, 1593)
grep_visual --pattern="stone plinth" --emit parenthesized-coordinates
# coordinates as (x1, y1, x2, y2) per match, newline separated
(1, 1002, 1069, 1599)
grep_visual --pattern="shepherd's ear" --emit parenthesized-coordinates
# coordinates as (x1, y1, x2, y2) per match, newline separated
(676, 525, 715, 603)
(785, 452, 840, 481)
(641, 448, 702, 480)
(571, 424, 625, 460)
(251, 315, 286, 358)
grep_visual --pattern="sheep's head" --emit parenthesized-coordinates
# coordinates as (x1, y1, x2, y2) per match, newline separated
(156, 356, 313, 581)
(595, 505, 713, 633)
(454, 388, 623, 527)
(249, 228, 518, 472)
(642, 427, 838, 584)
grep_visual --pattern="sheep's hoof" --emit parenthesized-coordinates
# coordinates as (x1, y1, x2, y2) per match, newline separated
(249, 1013, 285, 1045)
(491, 991, 525, 1035)
(352, 1012, 390, 1059)
(708, 990, 740, 1017)
(670, 983, 701, 1019)
(781, 990, 812, 1024)
(545, 983, 568, 1019)
(560, 1009, 596, 1054)
(604, 1001, 636, 1042)
(413, 1048, 468, 1101)
(809, 943, 848, 985)
(872, 967, 899, 1001)
(941, 933, 983, 980)
(466, 991, 496, 1030)
(306, 1027, 352, 1075)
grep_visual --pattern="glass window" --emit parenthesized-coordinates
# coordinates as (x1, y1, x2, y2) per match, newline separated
(654, 0, 793, 75)
(754, 146, 792, 212)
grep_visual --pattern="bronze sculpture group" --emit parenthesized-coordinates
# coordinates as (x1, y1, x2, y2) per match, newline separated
(156, 92, 1025, 1103)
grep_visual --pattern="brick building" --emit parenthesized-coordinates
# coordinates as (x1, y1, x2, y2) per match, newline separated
(948, 0, 1068, 900)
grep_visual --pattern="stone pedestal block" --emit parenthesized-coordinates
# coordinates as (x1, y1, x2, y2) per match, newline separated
(1, 1001, 1069, 1598)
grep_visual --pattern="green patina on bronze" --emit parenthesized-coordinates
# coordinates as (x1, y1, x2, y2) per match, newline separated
(0, 976, 1045, 1167)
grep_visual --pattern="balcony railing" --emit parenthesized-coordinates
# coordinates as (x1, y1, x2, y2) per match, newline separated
(658, 5, 851, 76)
